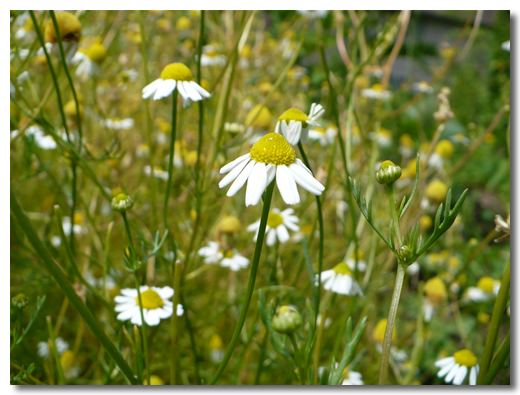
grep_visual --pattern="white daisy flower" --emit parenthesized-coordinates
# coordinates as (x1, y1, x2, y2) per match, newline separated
(72, 43, 107, 80)
(501, 40, 510, 52)
(274, 104, 324, 145)
(143, 165, 169, 181)
(435, 349, 479, 385)
(412, 81, 433, 94)
(86, 269, 116, 290)
(200, 45, 226, 67)
(342, 370, 364, 385)
(346, 251, 367, 272)
(370, 128, 393, 147)
(308, 125, 337, 146)
(62, 215, 84, 236)
(51, 235, 62, 248)
(220, 250, 250, 271)
(104, 118, 134, 130)
(114, 286, 183, 327)
(219, 133, 325, 206)
(361, 84, 391, 100)
(247, 208, 300, 246)
(142, 62, 210, 105)
(316, 263, 364, 296)
(198, 241, 224, 264)
(37, 337, 69, 358)
(26, 125, 57, 150)
(224, 122, 245, 134)
(464, 277, 500, 303)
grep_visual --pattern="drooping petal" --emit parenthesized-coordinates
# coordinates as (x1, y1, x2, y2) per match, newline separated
(453, 366, 468, 385)
(182, 80, 202, 101)
(245, 162, 267, 207)
(276, 165, 300, 205)
(156, 286, 174, 300)
(120, 288, 138, 297)
(276, 224, 290, 243)
(437, 360, 456, 378)
(469, 367, 477, 385)
(191, 81, 210, 98)
(445, 364, 461, 383)
(266, 228, 277, 246)
(289, 162, 325, 195)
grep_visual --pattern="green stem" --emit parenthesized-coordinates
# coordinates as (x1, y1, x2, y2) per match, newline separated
(208, 181, 275, 384)
(387, 183, 403, 248)
(134, 275, 150, 385)
(484, 331, 510, 385)
(10, 190, 137, 384)
(170, 260, 182, 384)
(288, 333, 303, 384)
(477, 259, 510, 384)
(121, 212, 134, 247)
(379, 261, 406, 385)
(46, 316, 65, 385)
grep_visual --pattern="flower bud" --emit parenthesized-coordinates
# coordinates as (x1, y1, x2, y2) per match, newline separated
(397, 245, 413, 262)
(376, 160, 402, 184)
(271, 305, 302, 334)
(111, 193, 134, 212)
(12, 293, 29, 309)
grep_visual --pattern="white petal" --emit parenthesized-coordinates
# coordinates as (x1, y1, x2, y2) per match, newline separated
(247, 220, 261, 232)
(117, 306, 139, 321)
(435, 357, 455, 368)
(266, 164, 276, 186)
(289, 162, 325, 195)
(115, 302, 136, 312)
(182, 80, 202, 101)
(120, 288, 138, 297)
(176, 79, 190, 101)
(220, 153, 250, 174)
(296, 158, 313, 175)
(226, 160, 256, 197)
(445, 364, 460, 383)
(176, 304, 184, 316)
(275, 121, 281, 134)
(245, 162, 267, 207)
(153, 79, 176, 100)
(453, 366, 467, 385)
(191, 81, 210, 98)
(438, 360, 456, 378)
(276, 225, 290, 243)
(156, 307, 173, 319)
(219, 158, 250, 188)
(144, 309, 161, 326)
(266, 228, 277, 246)
(469, 366, 477, 385)
(157, 286, 174, 300)
(276, 165, 300, 205)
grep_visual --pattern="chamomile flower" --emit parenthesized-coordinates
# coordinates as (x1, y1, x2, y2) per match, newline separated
(37, 337, 69, 358)
(423, 277, 447, 322)
(220, 250, 250, 271)
(412, 81, 433, 94)
(247, 208, 299, 246)
(346, 250, 367, 272)
(43, 12, 82, 64)
(198, 242, 250, 271)
(114, 286, 183, 327)
(399, 134, 415, 158)
(435, 349, 479, 385)
(26, 125, 57, 150)
(316, 263, 364, 296)
(73, 43, 107, 80)
(142, 62, 210, 105)
(62, 214, 85, 236)
(198, 241, 223, 264)
(200, 45, 226, 67)
(103, 118, 134, 130)
(501, 40, 510, 52)
(144, 165, 168, 181)
(209, 334, 224, 363)
(428, 140, 454, 170)
(308, 125, 337, 146)
(274, 104, 324, 145)
(361, 84, 391, 100)
(342, 370, 364, 385)
(465, 277, 501, 303)
(218, 133, 325, 206)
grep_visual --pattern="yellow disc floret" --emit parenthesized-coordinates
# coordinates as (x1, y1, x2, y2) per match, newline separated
(267, 212, 284, 228)
(87, 43, 107, 63)
(249, 133, 296, 166)
(453, 349, 478, 367)
(137, 289, 164, 310)
(477, 277, 495, 293)
(278, 108, 309, 125)
(424, 277, 447, 304)
(176, 16, 192, 30)
(160, 63, 193, 81)
(209, 334, 223, 350)
(44, 12, 82, 43)
(332, 262, 354, 276)
(245, 104, 271, 129)
(425, 180, 448, 202)
(217, 216, 241, 233)
(435, 140, 454, 158)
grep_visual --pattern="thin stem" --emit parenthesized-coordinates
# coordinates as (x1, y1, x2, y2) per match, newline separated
(484, 331, 510, 385)
(208, 181, 275, 384)
(121, 212, 134, 247)
(46, 316, 65, 385)
(387, 184, 403, 248)
(288, 333, 303, 384)
(477, 259, 510, 384)
(379, 262, 406, 384)
(134, 276, 150, 386)
(170, 260, 182, 384)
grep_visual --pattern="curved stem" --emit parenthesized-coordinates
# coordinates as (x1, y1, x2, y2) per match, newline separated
(379, 262, 406, 384)
(208, 181, 275, 384)
(477, 259, 510, 384)
(387, 183, 403, 248)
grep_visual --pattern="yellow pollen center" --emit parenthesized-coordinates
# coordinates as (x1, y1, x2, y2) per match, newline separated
(332, 262, 353, 276)
(267, 212, 284, 228)
(371, 83, 384, 92)
(424, 277, 447, 304)
(313, 126, 325, 134)
(136, 289, 164, 310)
(160, 63, 193, 81)
(477, 277, 494, 293)
(249, 133, 296, 166)
(44, 12, 82, 43)
(73, 213, 83, 224)
(87, 43, 107, 63)
(278, 108, 309, 126)
(453, 349, 477, 367)
(224, 250, 234, 259)
(341, 368, 350, 380)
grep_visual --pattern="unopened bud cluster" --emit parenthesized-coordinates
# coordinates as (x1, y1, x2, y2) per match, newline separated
(111, 193, 134, 212)
(433, 87, 454, 122)
(271, 305, 302, 334)
(376, 160, 402, 184)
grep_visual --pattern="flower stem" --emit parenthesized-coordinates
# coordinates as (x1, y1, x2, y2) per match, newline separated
(170, 260, 182, 384)
(288, 333, 303, 384)
(134, 276, 150, 385)
(208, 181, 275, 384)
(46, 316, 65, 385)
(477, 259, 510, 384)
(386, 183, 403, 248)
(379, 261, 406, 384)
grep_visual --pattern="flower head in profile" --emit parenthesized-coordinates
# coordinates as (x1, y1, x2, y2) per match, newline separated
(200, 44, 226, 67)
(219, 133, 324, 206)
(423, 276, 447, 322)
(142, 62, 210, 104)
(43, 12, 82, 63)
(274, 104, 324, 145)
(198, 241, 250, 271)
(435, 349, 479, 385)
(341, 369, 364, 385)
(316, 262, 363, 296)
(114, 286, 183, 326)
(361, 84, 391, 100)
(308, 125, 337, 146)
(247, 208, 299, 246)
(72, 43, 107, 80)
(464, 276, 500, 303)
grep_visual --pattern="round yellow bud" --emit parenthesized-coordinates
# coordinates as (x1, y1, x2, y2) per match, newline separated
(44, 12, 82, 43)
(419, 215, 433, 231)
(217, 216, 241, 233)
(245, 104, 271, 129)
(425, 181, 448, 203)
(435, 140, 454, 158)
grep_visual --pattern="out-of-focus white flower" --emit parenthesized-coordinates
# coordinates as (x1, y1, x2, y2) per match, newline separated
(412, 81, 433, 93)
(247, 208, 299, 246)
(104, 118, 134, 130)
(26, 125, 57, 150)
(200, 45, 226, 67)
(144, 165, 168, 181)
(464, 277, 500, 303)
(37, 337, 69, 358)
(361, 84, 391, 100)
(308, 125, 337, 146)
(317, 263, 363, 296)
(296, 10, 329, 19)
(501, 40, 510, 52)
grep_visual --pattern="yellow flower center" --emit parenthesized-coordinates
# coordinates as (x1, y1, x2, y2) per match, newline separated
(435, 140, 454, 158)
(332, 262, 354, 276)
(224, 250, 234, 259)
(176, 16, 191, 30)
(160, 63, 193, 81)
(477, 277, 495, 293)
(400, 134, 414, 148)
(425, 181, 448, 202)
(245, 104, 271, 129)
(350, 250, 364, 260)
(313, 126, 325, 134)
(136, 289, 164, 310)
(278, 108, 309, 126)
(209, 334, 223, 350)
(341, 368, 350, 380)
(453, 349, 477, 367)
(424, 277, 447, 304)
(267, 212, 284, 228)
(249, 133, 296, 166)
(301, 225, 312, 234)
(371, 83, 384, 92)
(73, 212, 84, 224)
(44, 12, 82, 43)
(87, 43, 107, 63)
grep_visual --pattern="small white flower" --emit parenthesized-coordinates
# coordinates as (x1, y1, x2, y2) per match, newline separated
(62, 216, 84, 236)
(501, 40, 510, 52)
(198, 241, 250, 271)
(247, 208, 299, 246)
(435, 349, 479, 385)
(200, 45, 226, 67)
(142, 62, 210, 106)
(51, 235, 62, 248)
(26, 125, 57, 150)
(361, 84, 391, 100)
(308, 125, 337, 146)
(316, 263, 363, 296)
(104, 118, 134, 130)
(198, 241, 224, 264)
(37, 337, 69, 358)
(406, 262, 420, 275)
(274, 104, 324, 145)
(464, 277, 500, 303)
(114, 286, 183, 327)
(412, 81, 433, 93)
(342, 370, 364, 385)
(144, 165, 168, 181)
(219, 133, 325, 206)
(220, 250, 249, 271)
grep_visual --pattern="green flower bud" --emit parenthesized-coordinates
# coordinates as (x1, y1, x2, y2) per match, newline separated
(12, 293, 29, 310)
(272, 305, 302, 334)
(376, 160, 402, 184)
(111, 193, 134, 212)
(397, 245, 413, 262)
